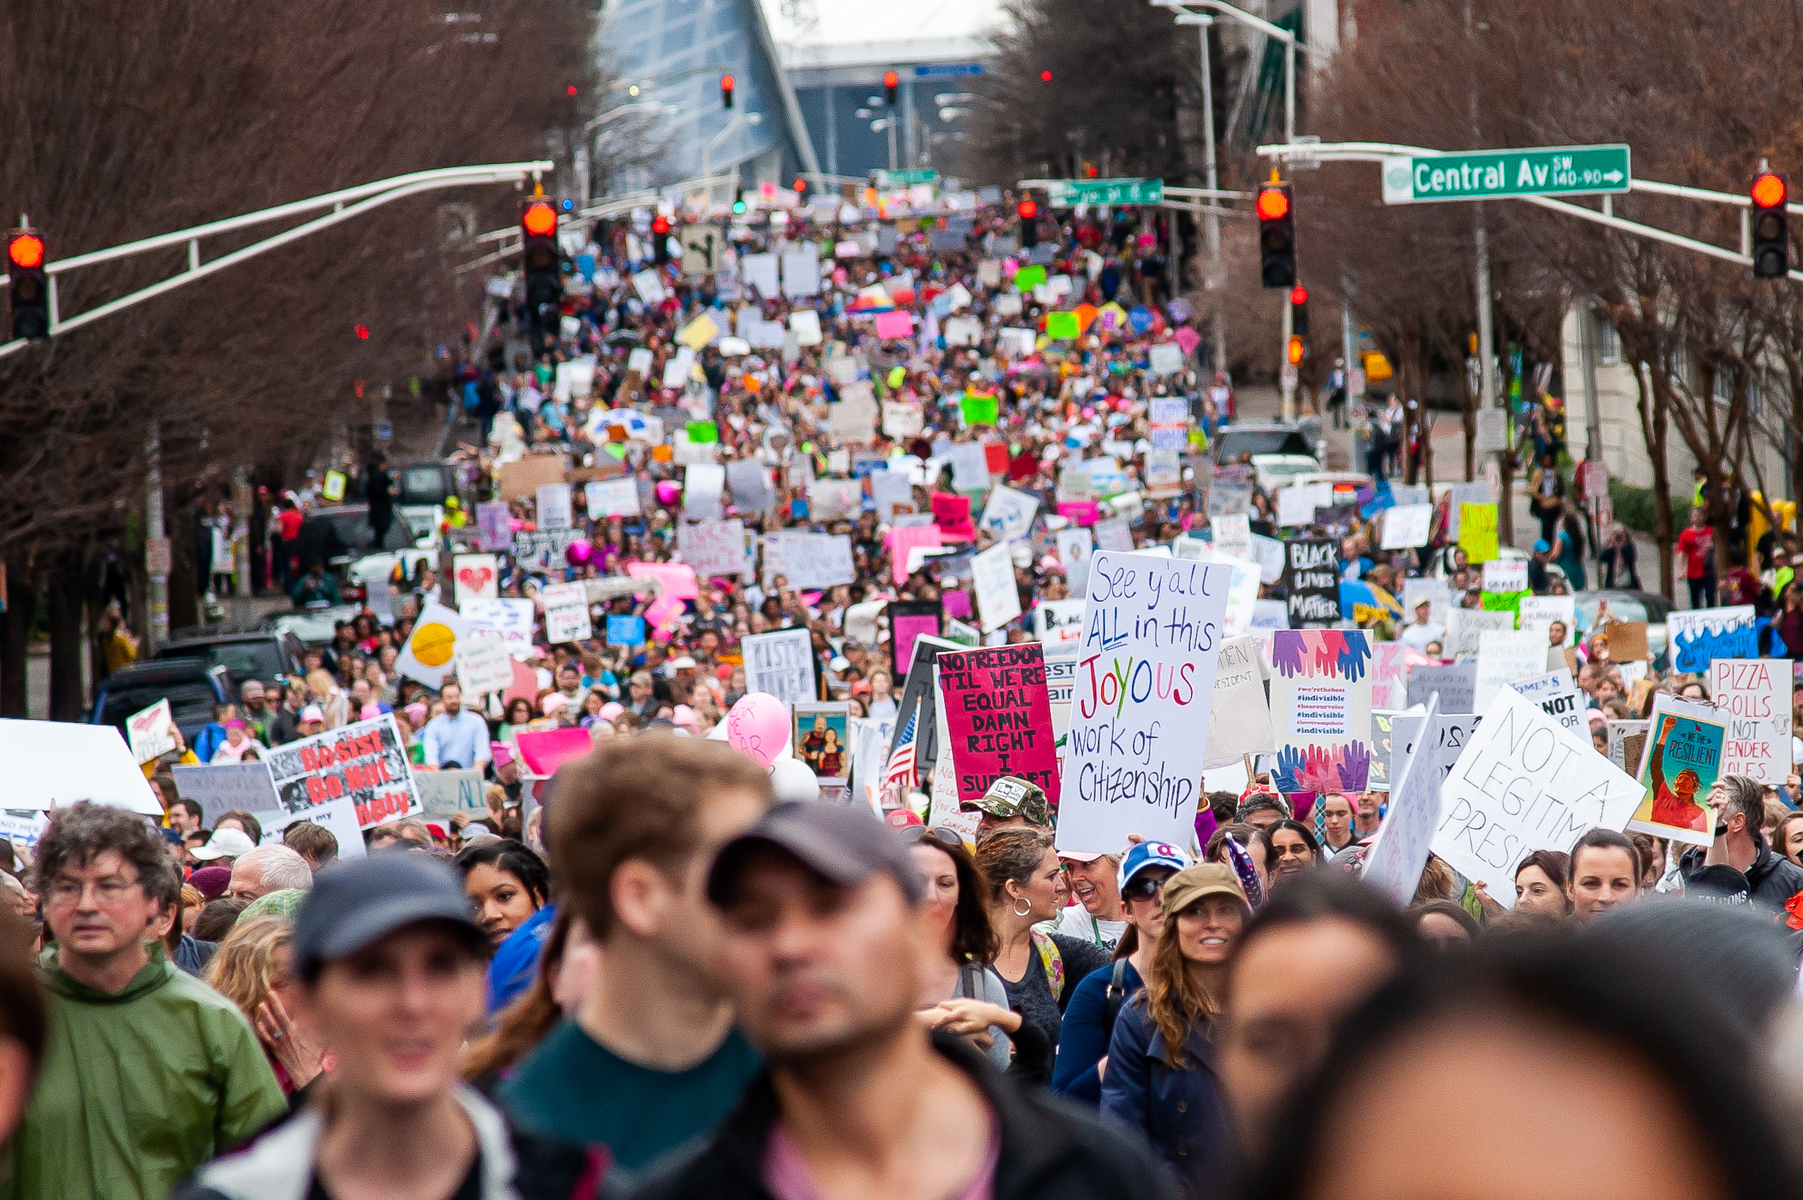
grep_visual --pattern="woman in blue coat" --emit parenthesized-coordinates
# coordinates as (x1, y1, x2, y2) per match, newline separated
(1101, 862, 1249, 1200)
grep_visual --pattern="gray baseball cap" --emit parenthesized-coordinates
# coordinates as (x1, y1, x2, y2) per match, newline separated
(292, 852, 487, 980)
(708, 801, 925, 907)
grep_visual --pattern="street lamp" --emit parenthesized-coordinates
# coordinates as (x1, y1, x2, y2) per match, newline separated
(1152, 0, 1310, 144)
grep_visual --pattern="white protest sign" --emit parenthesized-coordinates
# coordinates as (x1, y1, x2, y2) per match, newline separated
(1511, 669, 1585, 735)
(1482, 559, 1528, 594)
(412, 768, 490, 816)
(1381, 503, 1433, 549)
(1211, 512, 1251, 560)
(772, 532, 855, 590)
(744, 628, 817, 705)
(971, 542, 1022, 631)
(1517, 595, 1576, 646)
(451, 553, 499, 607)
(1362, 695, 1444, 907)
(172, 762, 281, 826)
(126, 699, 178, 764)
(1058, 552, 1233, 855)
(1445, 608, 1514, 660)
(1248, 534, 1286, 585)
(1432, 687, 1643, 906)
(1094, 518, 1133, 552)
(726, 458, 775, 514)
(535, 482, 573, 530)
(462, 597, 535, 658)
(684, 463, 726, 521)
(1205, 636, 1275, 769)
(260, 799, 367, 861)
(1476, 630, 1549, 710)
(396, 603, 469, 687)
(790, 309, 823, 345)
(544, 600, 592, 644)
(979, 486, 1039, 543)
(585, 478, 640, 517)
(1057, 528, 1094, 595)
(1711, 658, 1793, 783)
(455, 632, 516, 697)
(949, 442, 990, 491)
(679, 519, 751, 578)
(1277, 482, 1335, 527)
(1033, 599, 1086, 650)
(1388, 711, 1483, 788)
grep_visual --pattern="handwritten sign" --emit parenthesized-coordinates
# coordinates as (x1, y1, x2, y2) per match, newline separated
(1459, 502, 1499, 562)
(744, 628, 816, 705)
(413, 768, 489, 815)
(1445, 609, 1513, 659)
(1381, 503, 1433, 549)
(1362, 696, 1444, 907)
(936, 644, 1060, 807)
(1710, 658, 1792, 783)
(1511, 669, 1584, 735)
(1389, 711, 1483, 789)
(172, 762, 281, 827)
(1432, 687, 1642, 906)
(771, 532, 855, 590)
(971, 542, 1022, 631)
(1205, 636, 1275, 769)
(127, 699, 178, 764)
(1475, 630, 1549, 709)
(1058, 551, 1232, 856)
(1284, 539, 1340, 627)
(1269, 631, 1374, 794)
(1667, 605, 1758, 673)
(1405, 662, 1475, 714)
(979, 485, 1039, 543)
(265, 714, 421, 829)
(1033, 599, 1085, 650)
(678, 519, 751, 578)
(1518, 595, 1576, 647)
(463, 597, 535, 657)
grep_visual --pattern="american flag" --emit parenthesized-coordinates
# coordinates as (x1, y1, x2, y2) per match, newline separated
(879, 708, 919, 809)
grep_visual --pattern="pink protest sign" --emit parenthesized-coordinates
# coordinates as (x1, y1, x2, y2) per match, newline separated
(645, 593, 687, 632)
(887, 524, 944, 584)
(1058, 500, 1100, 526)
(936, 644, 1060, 807)
(875, 310, 914, 339)
(514, 727, 595, 778)
(626, 561, 699, 600)
(941, 589, 972, 619)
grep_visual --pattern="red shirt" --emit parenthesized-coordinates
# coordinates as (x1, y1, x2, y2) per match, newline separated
(278, 509, 304, 540)
(1677, 526, 1712, 580)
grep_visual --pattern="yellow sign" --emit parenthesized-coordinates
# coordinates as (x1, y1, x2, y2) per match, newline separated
(322, 470, 346, 502)
(1459, 502, 1499, 563)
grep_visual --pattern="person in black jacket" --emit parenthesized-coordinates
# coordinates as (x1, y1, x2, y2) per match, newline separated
(1679, 774, 1803, 914)
(629, 802, 1172, 1200)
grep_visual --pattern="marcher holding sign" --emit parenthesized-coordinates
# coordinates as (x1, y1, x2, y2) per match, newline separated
(936, 644, 1060, 808)
(1362, 696, 1444, 906)
(126, 699, 178, 764)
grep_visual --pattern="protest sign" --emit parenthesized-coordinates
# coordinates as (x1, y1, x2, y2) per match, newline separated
(413, 769, 489, 815)
(1207, 481, 1253, 517)
(1445, 608, 1513, 659)
(1248, 534, 1286, 585)
(772, 532, 855, 590)
(1476, 630, 1549, 709)
(1058, 552, 1233, 855)
(1369, 641, 1408, 709)
(513, 528, 583, 573)
(513, 727, 596, 779)
(1403, 578, 1452, 627)
(1608, 719, 1648, 773)
(451, 553, 499, 606)
(1283, 539, 1340, 626)
(542, 581, 593, 644)
(606, 614, 646, 647)
(1517, 595, 1576, 646)
(1093, 518, 1133, 552)
(1205, 636, 1275, 769)
(1211, 512, 1252, 560)
(1380, 503, 1433, 549)
(678, 519, 751, 578)
(1459, 502, 1499, 562)
(126, 698, 178, 764)
(979, 486, 1039, 543)
(1033, 598, 1085, 650)
(1432, 688, 1642, 906)
(1405, 661, 1477, 714)
(455, 632, 516, 697)
(1668, 605, 1759, 672)
(936, 644, 1060, 806)
(794, 702, 853, 787)
(498, 454, 565, 502)
(1481, 560, 1528, 594)
(396, 603, 468, 687)
(744, 628, 816, 705)
(1709, 658, 1792, 783)
(926, 667, 983, 842)
(1511, 669, 1584, 735)
(1268, 630, 1375, 794)
(683, 463, 727, 521)
(1603, 621, 1649, 663)
(585, 478, 640, 517)
(1362, 696, 1444, 907)
(472, 501, 512, 552)
(1388, 711, 1483, 790)
(1057, 528, 1094, 594)
(948, 442, 990, 491)
(890, 600, 942, 680)
(172, 762, 281, 826)
(265, 714, 421, 829)
(971, 542, 1022, 631)
(536, 482, 574, 530)
(462, 597, 534, 658)
(1278, 483, 1335, 527)
(1627, 693, 1726, 846)
(261, 799, 367, 861)
(1368, 711, 1397, 791)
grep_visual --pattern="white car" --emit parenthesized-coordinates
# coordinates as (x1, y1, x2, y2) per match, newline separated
(1249, 453, 1322, 493)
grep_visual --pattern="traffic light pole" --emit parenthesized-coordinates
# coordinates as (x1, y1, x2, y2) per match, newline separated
(1280, 290, 1295, 421)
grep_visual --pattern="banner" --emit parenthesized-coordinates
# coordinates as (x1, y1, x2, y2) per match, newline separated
(1268, 630, 1375, 794)
(1627, 693, 1727, 847)
(744, 628, 817, 705)
(127, 698, 178, 764)
(265, 713, 421, 829)
(1058, 552, 1232, 855)
(1205, 636, 1275, 769)
(1432, 688, 1642, 906)
(1362, 696, 1444, 906)
(1283, 539, 1340, 627)
(936, 644, 1060, 807)
(1709, 658, 1792, 783)
(1667, 605, 1758, 673)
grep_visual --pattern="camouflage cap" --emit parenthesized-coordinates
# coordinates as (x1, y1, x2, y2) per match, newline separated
(961, 776, 1053, 826)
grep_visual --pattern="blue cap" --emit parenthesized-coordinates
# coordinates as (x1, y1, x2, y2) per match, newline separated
(1118, 840, 1190, 892)
(1532, 539, 1551, 554)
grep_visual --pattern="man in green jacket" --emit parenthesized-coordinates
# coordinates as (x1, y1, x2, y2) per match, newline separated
(3, 804, 286, 1200)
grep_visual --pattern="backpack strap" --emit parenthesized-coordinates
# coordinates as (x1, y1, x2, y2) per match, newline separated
(1102, 958, 1129, 1040)
(1029, 929, 1064, 997)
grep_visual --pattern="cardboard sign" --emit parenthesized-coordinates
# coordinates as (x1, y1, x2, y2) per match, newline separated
(1268, 631, 1375, 794)
(1710, 658, 1792, 784)
(936, 644, 1060, 806)
(1032, 599, 1086, 650)
(744, 628, 817, 705)
(971, 542, 1022, 631)
(1205, 636, 1275, 769)
(265, 714, 421, 829)
(1362, 696, 1444, 907)
(1667, 606, 1758, 673)
(1406, 661, 1477, 714)
(1602, 620, 1649, 663)
(1432, 688, 1642, 905)
(1058, 552, 1233, 856)
(1284, 539, 1340, 627)
(172, 761, 282, 826)
(499, 454, 567, 502)
(127, 698, 178, 764)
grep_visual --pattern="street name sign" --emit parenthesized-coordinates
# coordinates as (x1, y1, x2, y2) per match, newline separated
(1381, 145, 1630, 204)
(1045, 178, 1165, 206)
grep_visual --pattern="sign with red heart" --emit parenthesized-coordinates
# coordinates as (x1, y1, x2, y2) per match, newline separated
(452, 554, 499, 605)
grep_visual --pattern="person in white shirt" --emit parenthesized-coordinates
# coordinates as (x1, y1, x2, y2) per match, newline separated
(1396, 599, 1445, 656)
(1055, 851, 1127, 950)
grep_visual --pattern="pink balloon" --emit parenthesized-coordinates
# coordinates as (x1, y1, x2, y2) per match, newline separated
(655, 480, 682, 506)
(565, 540, 593, 565)
(725, 692, 788, 768)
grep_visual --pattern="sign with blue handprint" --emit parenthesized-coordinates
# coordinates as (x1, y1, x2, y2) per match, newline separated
(1269, 630, 1375, 795)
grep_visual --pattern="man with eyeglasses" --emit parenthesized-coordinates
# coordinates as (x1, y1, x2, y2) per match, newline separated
(3, 804, 286, 1200)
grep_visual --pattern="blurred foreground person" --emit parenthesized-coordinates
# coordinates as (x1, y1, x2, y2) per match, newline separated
(176, 855, 606, 1200)
(635, 802, 1171, 1200)
(0, 908, 44, 1148)
(1245, 933, 1795, 1200)
(4, 805, 285, 1200)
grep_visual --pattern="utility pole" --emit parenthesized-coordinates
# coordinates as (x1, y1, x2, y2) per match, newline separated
(1475, 204, 1509, 538)
(145, 424, 169, 652)
(1280, 290, 1296, 420)
(1195, 13, 1226, 379)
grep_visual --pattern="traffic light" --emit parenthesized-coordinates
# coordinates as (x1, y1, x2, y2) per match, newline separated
(1017, 198, 1038, 249)
(520, 199, 561, 340)
(650, 215, 671, 266)
(720, 74, 735, 110)
(6, 229, 48, 341)
(1287, 336, 1304, 366)
(1289, 285, 1309, 336)
(884, 70, 899, 106)
(1752, 171, 1789, 279)
(732, 189, 747, 215)
(1257, 183, 1295, 288)
(1040, 70, 1054, 83)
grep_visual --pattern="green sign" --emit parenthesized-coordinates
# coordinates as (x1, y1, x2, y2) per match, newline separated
(1044, 177, 1165, 206)
(1380, 144, 1630, 204)
(875, 168, 939, 187)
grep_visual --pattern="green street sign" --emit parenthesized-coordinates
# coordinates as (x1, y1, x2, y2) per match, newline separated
(1380, 145, 1630, 204)
(875, 168, 939, 187)
(1044, 177, 1165, 206)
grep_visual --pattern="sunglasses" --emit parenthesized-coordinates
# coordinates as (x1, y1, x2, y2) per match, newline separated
(1122, 874, 1169, 903)
(900, 826, 965, 852)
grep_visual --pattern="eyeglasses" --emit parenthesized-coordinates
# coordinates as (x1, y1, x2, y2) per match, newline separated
(1122, 874, 1168, 903)
(46, 875, 142, 905)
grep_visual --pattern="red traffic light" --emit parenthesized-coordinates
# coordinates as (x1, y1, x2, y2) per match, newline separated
(7, 233, 44, 269)
(1256, 188, 1290, 221)
(650, 215, 670, 235)
(354, 323, 370, 340)
(1017, 199, 1037, 220)
(1753, 172, 1787, 209)
(794, 177, 807, 192)
(720, 74, 734, 93)
(883, 70, 899, 88)
(1040, 69, 1054, 82)
(566, 85, 578, 97)
(522, 202, 557, 237)
(1289, 285, 1308, 305)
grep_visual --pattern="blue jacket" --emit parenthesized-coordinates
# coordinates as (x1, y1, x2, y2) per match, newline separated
(1100, 998, 1237, 1200)
(1053, 960, 1143, 1105)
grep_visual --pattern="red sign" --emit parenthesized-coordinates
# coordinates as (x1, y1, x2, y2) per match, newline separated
(936, 643, 1060, 808)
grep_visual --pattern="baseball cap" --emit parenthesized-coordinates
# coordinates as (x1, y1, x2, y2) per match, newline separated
(960, 776, 1052, 826)
(299, 705, 325, 723)
(1160, 862, 1250, 919)
(1118, 840, 1190, 892)
(708, 801, 925, 906)
(189, 828, 257, 861)
(292, 853, 486, 981)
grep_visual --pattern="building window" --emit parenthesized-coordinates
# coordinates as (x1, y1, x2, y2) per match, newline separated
(1713, 366, 1734, 406)
(1596, 318, 1620, 365)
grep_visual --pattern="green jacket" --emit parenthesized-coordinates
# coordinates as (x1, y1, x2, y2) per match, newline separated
(2, 944, 287, 1200)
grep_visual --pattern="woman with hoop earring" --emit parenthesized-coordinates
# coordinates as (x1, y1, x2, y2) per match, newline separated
(975, 827, 1110, 1085)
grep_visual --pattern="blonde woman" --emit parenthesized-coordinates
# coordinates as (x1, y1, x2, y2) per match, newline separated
(305, 668, 348, 728)
(206, 916, 327, 1098)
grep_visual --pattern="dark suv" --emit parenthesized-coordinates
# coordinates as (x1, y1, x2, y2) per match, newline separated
(153, 624, 309, 688)
(89, 659, 234, 746)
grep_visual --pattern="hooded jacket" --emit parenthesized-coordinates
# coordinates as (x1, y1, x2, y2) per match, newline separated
(1, 943, 288, 1200)
(1680, 837, 1803, 913)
